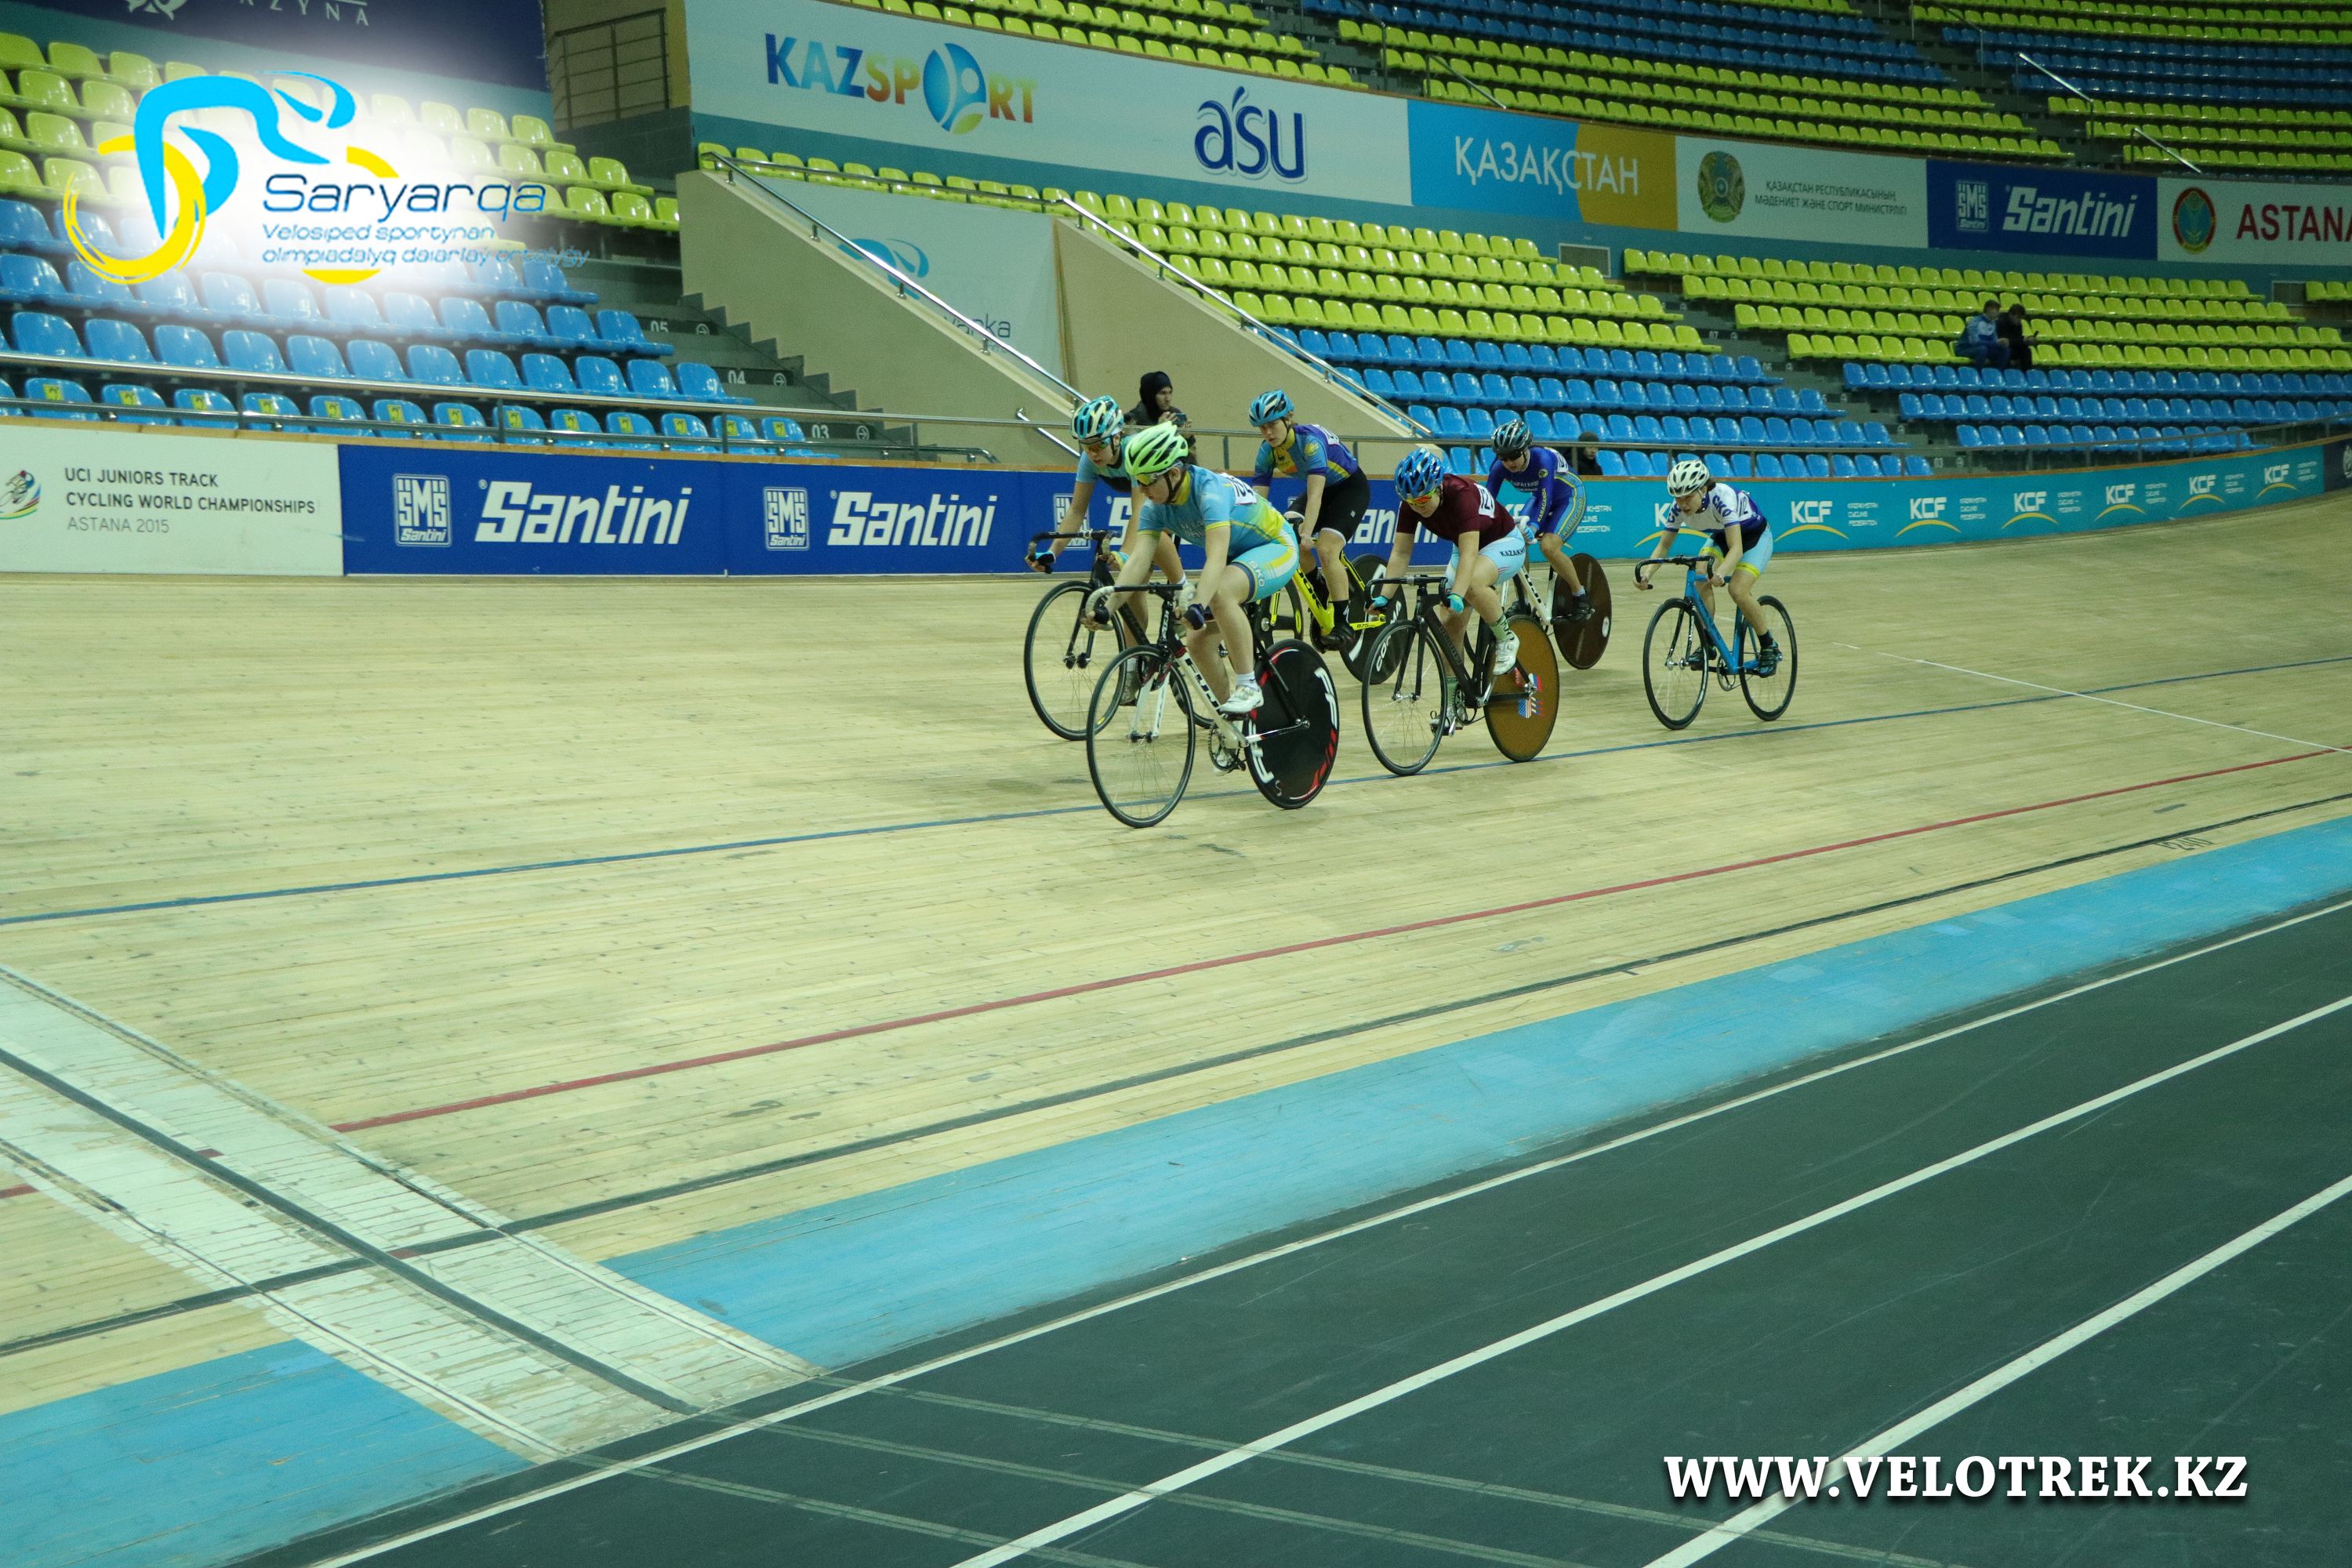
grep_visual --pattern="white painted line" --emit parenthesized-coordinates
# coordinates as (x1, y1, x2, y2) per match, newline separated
(941, 991, 2352, 1568)
(297, 895, 2352, 1567)
(1850, 646, 2352, 755)
(1639, 1167, 2352, 1568)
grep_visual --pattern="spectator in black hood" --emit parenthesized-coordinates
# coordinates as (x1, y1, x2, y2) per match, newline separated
(1130, 371, 1184, 431)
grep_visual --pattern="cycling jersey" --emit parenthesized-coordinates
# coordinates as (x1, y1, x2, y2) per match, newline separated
(1252, 423, 1362, 487)
(1485, 446, 1584, 538)
(1657, 481, 1769, 553)
(1135, 466, 1289, 553)
(1074, 448, 1134, 497)
(1399, 474, 1515, 548)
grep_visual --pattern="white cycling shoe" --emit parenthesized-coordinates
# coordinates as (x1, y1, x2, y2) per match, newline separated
(1490, 628, 1520, 674)
(1218, 676, 1263, 716)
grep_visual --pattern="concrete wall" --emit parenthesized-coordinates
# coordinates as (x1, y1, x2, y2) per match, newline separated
(677, 170, 1078, 468)
(1052, 222, 1420, 478)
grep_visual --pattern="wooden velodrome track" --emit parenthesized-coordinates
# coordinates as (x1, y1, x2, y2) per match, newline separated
(5, 492, 2352, 1442)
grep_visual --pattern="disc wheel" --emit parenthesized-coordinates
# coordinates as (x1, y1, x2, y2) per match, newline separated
(1483, 610, 1560, 761)
(1360, 619, 1447, 776)
(1642, 598, 1710, 731)
(1024, 581, 1130, 740)
(1247, 640, 1339, 809)
(1737, 595, 1799, 721)
(1085, 644, 1196, 828)
(1553, 554, 1613, 670)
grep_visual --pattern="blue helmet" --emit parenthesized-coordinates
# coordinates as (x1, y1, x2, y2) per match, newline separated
(1248, 388, 1294, 425)
(1492, 417, 1533, 457)
(1394, 446, 1446, 501)
(1070, 395, 1124, 445)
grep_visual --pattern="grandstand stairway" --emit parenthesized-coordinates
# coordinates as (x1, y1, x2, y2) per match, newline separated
(1856, 0, 2087, 162)
(573, 258, 858, 417)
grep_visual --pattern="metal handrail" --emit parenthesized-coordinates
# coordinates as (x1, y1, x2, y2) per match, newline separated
(1051, 195, 1436, 441)
(2011, 52, 2204, 175)
(713, 153, 1083, 405)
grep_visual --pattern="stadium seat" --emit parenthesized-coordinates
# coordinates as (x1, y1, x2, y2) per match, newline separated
(223, 329, 288, 375)
(100, 382, 171, 425)
(434, 401, 492, 443)
(287, 334, 350, 379)
(521, 353, 579, 395)
(465, 350, 524, 391)
(82, 317, 152, 363)
(172, 388, 237, 428)
(626, 359, 679, 400)
(573, 355, 626, 397)
(9, 310, 81, 357)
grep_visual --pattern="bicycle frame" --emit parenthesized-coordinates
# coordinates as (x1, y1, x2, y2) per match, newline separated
(1650, 560, 1771, 679)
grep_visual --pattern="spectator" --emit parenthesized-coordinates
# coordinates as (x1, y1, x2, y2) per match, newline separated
(1958, 301, 2011, 370)
(1998, 303, 2037, 372)
(1130, 370, 1185, 431)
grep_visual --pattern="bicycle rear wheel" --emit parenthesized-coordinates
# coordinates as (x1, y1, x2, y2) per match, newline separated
(1553, 554, 1612, 671)
(1484, 610, 1559, 761)
(1738, 595, 1799, 721)
(1086, 644, 1196, 828)
(1360, 620, 1446, 776)
(1248, 640, 1339, 809)
(1642, 598, 1709, 731)
(1024, 581, 1127, 740)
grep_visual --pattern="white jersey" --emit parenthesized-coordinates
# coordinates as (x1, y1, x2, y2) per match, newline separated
(1657, 482, 1769, 551)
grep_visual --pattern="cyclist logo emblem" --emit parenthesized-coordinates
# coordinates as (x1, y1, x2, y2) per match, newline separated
(2172, 187, 2216, 254)
(2, 470, 38, 521)
(1696, 151, 1744, 223)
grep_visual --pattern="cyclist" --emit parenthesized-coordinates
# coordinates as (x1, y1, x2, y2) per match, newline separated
(1247, 390, 1367, 652)
(1370, 446, 1526, 677)
(1029, 394, 1182, 595)
(1485, 418, 1592, 622)
(1637, 458, 1779, 662)
(1091, 422, 1299, 716)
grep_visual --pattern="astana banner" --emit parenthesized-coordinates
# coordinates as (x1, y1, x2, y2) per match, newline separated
(2160, 178, 2352, 267)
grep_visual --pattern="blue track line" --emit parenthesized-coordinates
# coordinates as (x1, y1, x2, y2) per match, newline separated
(3, 653, 2345, 932)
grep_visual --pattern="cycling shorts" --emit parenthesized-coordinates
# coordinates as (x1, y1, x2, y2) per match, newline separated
(1444, 527, 1529, 589)
(1701, 527, 1774, 579)
(1231, 529, 1301, 604)
(1301, 467, 1371, 542)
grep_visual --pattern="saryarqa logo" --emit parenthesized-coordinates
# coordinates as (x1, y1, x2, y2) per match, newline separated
(67, 71, 362, 284)
(126, 0, 191, 16)
(847, 237, 929, 278)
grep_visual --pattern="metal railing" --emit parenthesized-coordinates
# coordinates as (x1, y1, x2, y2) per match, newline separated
(713, 154, 1082, 405)
(1053, 196, 1435, 441)
(2011, 52, 2204, 174)
(549, 9, 672, 132)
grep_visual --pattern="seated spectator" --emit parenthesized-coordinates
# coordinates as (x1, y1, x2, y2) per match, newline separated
(1959, 301, 2012, 370)
(1998, 303, 2037, 372)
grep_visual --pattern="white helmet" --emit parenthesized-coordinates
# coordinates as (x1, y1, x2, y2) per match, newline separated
(1666, 458, 1711, 498)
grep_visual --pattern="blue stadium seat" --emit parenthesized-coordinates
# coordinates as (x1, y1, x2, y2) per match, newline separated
(659, 412, 711, 443)
(372, 398, 430, 431)
(522, 255, 594, 304)
(492, 300, 558, 349)
(595, 309, 671, 358)
(573, 355, 626, 397)
(1465, 408, 1496, 441)
(495, 404, 549, 438)
(1831, 454, 1857, 478)
(1864, 421, 1892, 446)
(0, 198, 56, 252)
(66, 261, 141, 314)
(1702, 452, 1730, 479)
(605, 409, 659, 448)
(1727, 453, 1753, 477)
(240, 392, 302, 426)
(383, 292, 448, 341)
(24, 377, 98, 419)
(434, 402, 492, 443)
(309, 394, 365, 426)
(470, 258, 532, 299)
(135, 274, 207, 321)
(263, 278, 326, 329)
(1406, 404, 1438, 431)
(760, 416, 808, 444)
(521, 353, 578, 395)
(324, 287, 387, 332)
(465, 350, 524, 390)
(1904, 456, 1932, 477)
(221, 329, 286, 374)
(408, 345, 466, 388)
(1594, 449, 1628, 477)
(101, 383, 172, 425)
(1474, 340, 1506, 370)
(287, 334, 350, 379)
(548, 408, 603, 447)
(1755, 453, 1785, 478)
(439, 296, 503, 344)
(626, 359, 680, 399)
(716, 414, 764, 447)
(198, 271, 259, 321)
(347, 339, 405, 382)
(10, 310, 82, 357)
(173, 389, 238, 428)
(83, 318, 153, 363)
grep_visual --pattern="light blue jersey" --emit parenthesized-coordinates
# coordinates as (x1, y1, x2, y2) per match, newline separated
(1134, 466, 1289, 552)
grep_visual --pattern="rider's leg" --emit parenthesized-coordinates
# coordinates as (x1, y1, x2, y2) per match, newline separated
(1726, 565, 1770, 641)
(1183, 561, 1258, 705)
(1539, 532, 1583, 597)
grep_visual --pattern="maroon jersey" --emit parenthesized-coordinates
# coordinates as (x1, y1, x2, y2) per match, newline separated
(1398, 474, 1515, 548)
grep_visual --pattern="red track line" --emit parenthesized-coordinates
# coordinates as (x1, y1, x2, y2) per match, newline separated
(327, 746, 2337, 1137)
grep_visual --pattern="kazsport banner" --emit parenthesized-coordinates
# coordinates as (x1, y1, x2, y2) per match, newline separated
(0, 426, 343, 574)
(760, 179, 1065, 377)
(338, 439, 2325, 576)
(2161, 179, 2352, 267)
(1678, 139, 1926, 249)
(688, 0, 1411, 206)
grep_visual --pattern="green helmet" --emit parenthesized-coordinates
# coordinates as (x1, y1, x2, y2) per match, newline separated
(1070, 395, 1124, 445)
(1123, 421, 1191, 483)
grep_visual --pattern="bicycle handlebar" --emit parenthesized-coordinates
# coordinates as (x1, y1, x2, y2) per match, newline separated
(1029, 528, 1117, 547)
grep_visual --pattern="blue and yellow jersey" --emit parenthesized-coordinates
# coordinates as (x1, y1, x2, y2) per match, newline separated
(1251, 422, 1361, 488)
(1074, 448, 1134, 496)
(1485, 445, 1585, 537)
(1134, 467, 1289, 551)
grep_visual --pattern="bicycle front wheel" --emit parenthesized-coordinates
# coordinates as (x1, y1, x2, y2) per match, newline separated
(1738, 595, 1799, 721)
(1360, 620, 1447, 776)
(1024, 581, 1127, 740)
(1484, 610, 1559, 762)
(1642, 598, 1709, 731)
(1086, 644, 1197, 828)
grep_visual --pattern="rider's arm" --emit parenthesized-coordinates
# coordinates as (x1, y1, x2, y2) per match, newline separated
(1298, 470, 1327, 535)
(1714, 530, 1744, 583)
(1381, 513, 1414, 590)
(1109, 526, 1158, 590)
(1046, 477, 1095, 561)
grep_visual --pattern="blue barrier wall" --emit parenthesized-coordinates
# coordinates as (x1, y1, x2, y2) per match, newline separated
(337, 439, 2329, 575)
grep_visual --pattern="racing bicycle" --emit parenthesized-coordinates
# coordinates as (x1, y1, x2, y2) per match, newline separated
(1357, 572, 1559, 775)
(1633, 555, 1798, 730)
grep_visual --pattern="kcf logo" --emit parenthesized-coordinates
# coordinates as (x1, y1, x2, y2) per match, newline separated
(764, 486, 811, 550)
(1909, 495, 1947, 521)
(1789, 498, 1832, 526)
(2013, 491, 2047, 513)
(764, 34, 1036, 132)
(392, 474, 451, 546)
(2263, 463, 2291, 485)
(2188, 474, 2216, 496)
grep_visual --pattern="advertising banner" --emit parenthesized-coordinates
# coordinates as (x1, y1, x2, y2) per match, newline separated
(0, 426, 343, 575)
(2159, 179, 2352, 267)
(688, 0, 1410, 205)
(1677, 140, 1926, 249)
(2325, 437, 2352, 492)
(1406, 101, 1674, 228)
(340, 440, 2324, 576)
(27, 0, 550, 89)
(762, 180, 1064, 376)
(1926, 162, 2157, 261)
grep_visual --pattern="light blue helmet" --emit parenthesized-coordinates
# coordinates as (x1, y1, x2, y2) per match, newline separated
(1070, 395, 1124, 445)
(1394, 446, 1446, 501)
(1248, 388, 1294, 426)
